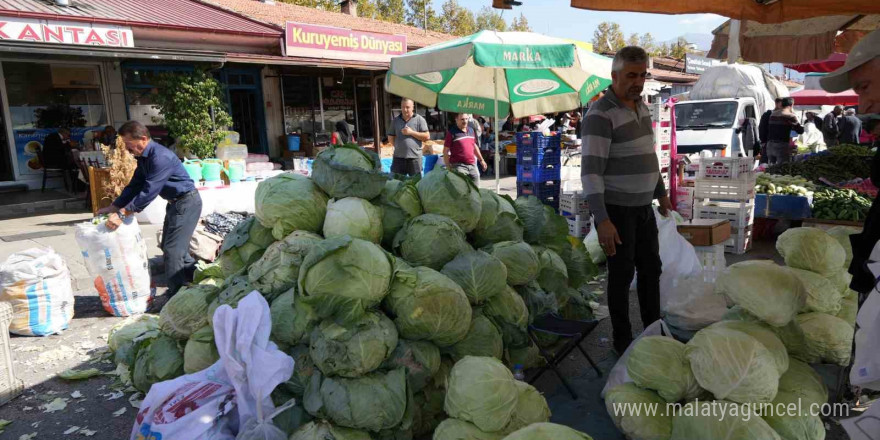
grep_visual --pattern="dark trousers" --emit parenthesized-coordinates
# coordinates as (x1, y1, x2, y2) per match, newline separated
(605, 204, 662, 352)
(161, 190, 202, 296)
(390, 157, 421, 177)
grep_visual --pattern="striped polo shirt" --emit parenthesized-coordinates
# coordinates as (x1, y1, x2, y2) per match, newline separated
(580, 89, 666, 224)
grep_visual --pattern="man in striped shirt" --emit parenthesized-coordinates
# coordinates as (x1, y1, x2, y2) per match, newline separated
(581, 46, 672, 355)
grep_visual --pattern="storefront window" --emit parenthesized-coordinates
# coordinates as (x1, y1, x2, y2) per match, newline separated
(321, 76, 356, 138)
(3, 61, 106, 176)
(282, 75, 319, 135)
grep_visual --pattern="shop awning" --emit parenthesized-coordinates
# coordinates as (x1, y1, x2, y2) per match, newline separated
(785, 53, 847, 73)
(791, 88, 858, 106)
(0, 41, 226, 62)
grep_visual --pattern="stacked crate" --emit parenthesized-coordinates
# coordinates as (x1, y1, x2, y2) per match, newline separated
(693, 157, 757, 254)
(559, 191, 591, 238)
(516, 132, 562, 211)
(651, 102, 672, 192)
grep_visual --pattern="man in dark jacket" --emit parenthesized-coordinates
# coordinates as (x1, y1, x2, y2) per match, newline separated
(839, 109, 863, 144)
(820, 29, 880, 296)
(823, 106, 843, 146)
(766, 98, 804, 164)
(759, 98, 782, 163)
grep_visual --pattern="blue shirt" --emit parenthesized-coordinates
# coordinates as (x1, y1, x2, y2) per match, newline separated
(113, 141, 196, 212)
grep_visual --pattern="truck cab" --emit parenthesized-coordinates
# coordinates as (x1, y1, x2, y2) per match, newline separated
(674, 97, 758, 158)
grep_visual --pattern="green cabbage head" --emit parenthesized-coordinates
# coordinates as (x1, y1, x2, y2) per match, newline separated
(671, 401, 781, 440)
(298, 236, 394, 326)
(207, 275, 255, 326)
(473, 189, 524, 247)
(311, 144, 387, 200)
(762, 391, 825, 440)
(184, 325, 219, 374)
(837, 296, 857, 327)
(417, 169, 482, 233)
(709, 320, 789, 375)
(255, 173, 329, 240)
(270, 289, 320, 347)
(132, 334, 184, 393)
(604, 383, 672, 440)
(383, 265, 472, 347)
(515, 281, 559, 323)
(249, 230, 323, 297)
(443, 311, 504, 362)
(501, 423, 594, 440)
(108, 314, 160, 366)
(796, 312, 853, 365)
(309, 311, 398, 378)
(378, 179, 423, 249)
(826, 269, 853, 295)
(789, 267, 843, 314)
(561, 240, 600, 289)
(626, 336, 703, 403)
(380, 339, 441, 393)
(715, 261, 806, 327)
(500, 381, 551, 435)
(159, 284, 218, 340)
(304, 368, 408, 432)
(777, 358, 828, 409)
(289, 421, 371, 440)
(433, 419, 503, 440)
(393, 214, 471, 270)
(722, 306, 810, 363)
(444, 356, 519, 432)
(279, 345, 317, 398)
(685, 326, 781, 404)
(483, 286, 529, 349)
(514, 196, 569, 255)
(323, 197, 383, 244)
(533, 245, 569, 295)
(487, 241, 539, 286)
(211, 216, 277, 277)
(440, 250, 508, 305)
(776, 227, 846, 275)
(826, 226, 860, 268)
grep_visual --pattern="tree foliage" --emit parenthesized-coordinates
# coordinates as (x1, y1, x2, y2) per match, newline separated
(669, 36, 695, 59)
(591, 21, 625, 53)
(151, 69, 232, 159)
(378, 0, 406, 23)
(510, 13, 531, 32)
(475, 6, 507, 32)
(438, 0, 477, 36)
(627, 33, 639, 47)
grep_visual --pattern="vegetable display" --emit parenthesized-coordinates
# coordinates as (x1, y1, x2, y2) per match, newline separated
(754, 174, 815, 196)
(810, 188, 872, 221)
(766, 144, 872, 184)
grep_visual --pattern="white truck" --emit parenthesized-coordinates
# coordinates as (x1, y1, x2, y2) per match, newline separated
(674, 65, 789, 157)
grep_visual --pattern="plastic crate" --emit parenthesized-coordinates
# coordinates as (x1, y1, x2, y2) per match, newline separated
(566, 215, 590, 239)
(0, 302, 24, 407)
(515, 131, 561, 149)
(694, 177, 757, 201)
(693, 244, 726, 283)
(516, 132, 561, 166)
(559, 192, 590, 217)
(660, 156, 671, 169)
(518, 179, 560, 198)
(656, 126, 671, 145)
(725, 226, 753, 255)
(697, 157, 756, 181)
(767, 194, 813, 220)
(693, 200, 755, 229)
(517, 162, 561, 183)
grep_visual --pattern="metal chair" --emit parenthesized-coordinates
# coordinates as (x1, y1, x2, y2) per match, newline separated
(527, 314, 603, 400)
(35, 146, 71, 193)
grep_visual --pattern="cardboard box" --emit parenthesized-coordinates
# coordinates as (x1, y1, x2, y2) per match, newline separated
(282, 150, 307, 160)
(677, 219, 731, 246)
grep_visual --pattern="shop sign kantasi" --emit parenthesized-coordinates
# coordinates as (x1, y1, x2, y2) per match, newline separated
(0, 17, 133, 47)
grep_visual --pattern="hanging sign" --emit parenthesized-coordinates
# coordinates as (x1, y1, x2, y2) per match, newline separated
(285, 22, 406, 63)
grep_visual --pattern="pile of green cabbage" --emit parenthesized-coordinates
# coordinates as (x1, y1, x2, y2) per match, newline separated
(107, 147, 608, 438)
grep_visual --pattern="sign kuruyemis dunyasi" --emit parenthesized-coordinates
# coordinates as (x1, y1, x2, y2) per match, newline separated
(0, 16, 133, 47)
(285, 22, 406, 63)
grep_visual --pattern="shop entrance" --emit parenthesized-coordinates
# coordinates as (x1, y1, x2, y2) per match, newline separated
(0, 97, 13, 181)
(221, 68, 267, 154)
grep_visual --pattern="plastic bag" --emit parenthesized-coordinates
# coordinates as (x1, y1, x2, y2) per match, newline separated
(0, 247, 74, 336)
(601, 319, 672, 398)
(851, 250, 880, 391)
(663, 276, 729, 331)
(132, 292, 295, 440)
(653, 208, 702, 300)
(75, 216, 151, 316)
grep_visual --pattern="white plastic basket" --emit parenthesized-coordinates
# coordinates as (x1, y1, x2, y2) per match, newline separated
(725, 226, 753, 255)
(693, 244, 726, 282)
(559, 192, 590, 217)
(697, 157, 756, 181)
(694, 177, 757, 201)
(693, 200, 755, 229)
(0, 302, 24, 406)
(566, 215, 590, 239)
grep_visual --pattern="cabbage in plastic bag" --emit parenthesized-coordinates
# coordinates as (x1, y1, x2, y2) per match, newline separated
(715, 261, 806, 327)
(310, 311, 398, 378)
(473, 189, 524, 248)
(789, 267, 843, 314)
(183, 325, 219, 374)
(708, 320, 789, 375)
(311, 144, 386, 200)
(249, 231, 323, 297)
(626, 336, 703, 402)
(796, 312, 853, 365)
(444, 356, 518, 432)
(443, 311, 504, 362)
(487, 241, 539, 286)
(671, 400, 781, 440)
(383, 265, 471, 347)
(270, 289, 320, 347)
(500, 381, 551, 434)
(323, 197, 383, 244)
(501, 422, 594, 440)
(304, 368, 408, 432)
(393, 214, 470, 270)
(380, 339, 441, 393)
(255, 173, 329, 240)
(132, 334, 185, 393)
(236, 398, 299, 440)
(604, 383, 672, 440)
(298, 236, 394, 326)
(685, 326, 780, 403)
(441, 250, 508, 305)
(776, 227, 846, 275)
(482, 286, 529, 349)
(159, 284, 217, 340)
(417, 169, 482, 233)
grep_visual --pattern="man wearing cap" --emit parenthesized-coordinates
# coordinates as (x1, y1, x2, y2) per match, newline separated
(820, 29, 880, 296)
(839, 108, 863, 145)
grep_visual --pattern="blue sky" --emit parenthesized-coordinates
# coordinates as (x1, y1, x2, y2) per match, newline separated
(449, 0, 728, 43)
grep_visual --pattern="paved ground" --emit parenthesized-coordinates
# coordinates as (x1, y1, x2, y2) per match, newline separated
(0, 180, 867, 439)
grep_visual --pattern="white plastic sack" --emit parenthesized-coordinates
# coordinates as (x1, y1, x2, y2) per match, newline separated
(75, 216, 151, 317)
(0, 247, 74, 336)
(664, 276, 729, 331)
(851, 248, 880, 391)
(131, 292, 295, 440)
(688, 65, 787, 117)
(632, 208, 702, 301)
(601, 319, 672, 398)
(841, 394, 880, 440)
